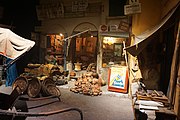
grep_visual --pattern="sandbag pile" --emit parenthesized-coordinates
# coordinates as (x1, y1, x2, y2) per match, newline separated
(70, 72, 106, 96)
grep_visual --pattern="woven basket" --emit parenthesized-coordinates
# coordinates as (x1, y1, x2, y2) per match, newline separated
(27, 77, 41, 98)
(46, 84, 61, 97)
(41, 77, 56, 96)
(12, 76, 28, 94)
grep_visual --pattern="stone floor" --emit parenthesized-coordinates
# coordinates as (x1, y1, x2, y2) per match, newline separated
(0, 80, 135, 120)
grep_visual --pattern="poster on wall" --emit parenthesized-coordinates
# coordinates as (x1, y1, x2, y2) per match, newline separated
(108, 66, 128, 93)
(86, 37, 97, 53)
(76, 37, 82, 52)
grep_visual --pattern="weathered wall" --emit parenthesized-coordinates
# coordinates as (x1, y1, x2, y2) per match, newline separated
(132, 0, 161, 35)
(129, 0, 161, 90)
(129, 0, 179, 90)
(36, 0, 104, 35)
(38, 17, 100, 36)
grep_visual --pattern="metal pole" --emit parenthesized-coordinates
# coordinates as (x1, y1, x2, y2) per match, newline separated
(63, 29, 91, 57)
(63, 33, 68, 70)
(62, 29, 91, 42)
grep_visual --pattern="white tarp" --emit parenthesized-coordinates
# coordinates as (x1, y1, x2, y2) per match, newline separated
(0, 27, 35, 59)
(124, 3, 179, 56)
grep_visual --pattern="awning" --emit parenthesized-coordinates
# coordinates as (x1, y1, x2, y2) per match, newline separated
(124, 3, 179, 56)
(0, 27, 35, 60)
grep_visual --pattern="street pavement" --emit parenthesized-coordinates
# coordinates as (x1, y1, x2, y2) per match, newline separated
(0, 81, 135, 120)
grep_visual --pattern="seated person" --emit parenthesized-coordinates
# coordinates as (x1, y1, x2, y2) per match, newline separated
(45, 50, 57, 65)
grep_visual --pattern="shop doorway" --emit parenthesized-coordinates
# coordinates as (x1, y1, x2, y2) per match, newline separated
(70, 31, 98, 70)
(46, 34, 65, 66)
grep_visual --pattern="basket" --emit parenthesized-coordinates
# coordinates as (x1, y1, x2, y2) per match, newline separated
(41, 77, 56, 96)
(46, 84, 61, 97)
(12, 76, 28, 94)
(27, 77, 41, 98)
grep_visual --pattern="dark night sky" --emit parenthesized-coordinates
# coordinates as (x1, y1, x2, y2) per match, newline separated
(0, 0, 39, 39)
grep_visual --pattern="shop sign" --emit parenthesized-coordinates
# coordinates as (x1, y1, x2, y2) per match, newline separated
(72, 0, 88, 12)
(109, 25, 118, 32)
(118, 21, 129, 32)
(124, 3, 141, 15)
(108, 66, 128, 93)
(99, 25, 108, 32)
(36, 3, 64, 20)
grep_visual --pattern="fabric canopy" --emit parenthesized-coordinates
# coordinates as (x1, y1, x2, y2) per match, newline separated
(124, 3, 179, 57)
(0, 27, 35, 60)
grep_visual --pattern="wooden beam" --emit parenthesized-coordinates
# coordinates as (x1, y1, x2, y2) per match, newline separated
(174, 61, 180, 119)
(168, 21, 180, 108)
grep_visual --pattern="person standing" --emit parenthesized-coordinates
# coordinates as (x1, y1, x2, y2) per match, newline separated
(4, 57, 18, 86)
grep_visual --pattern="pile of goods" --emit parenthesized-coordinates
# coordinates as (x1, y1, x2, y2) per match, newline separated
(24, 63, 68, 85)
(136, 89, 169, 106)
(70, 72, 106, 96)
(50, 67, 69, 85)
(25, 63, 64, 76)
(51, 72, 69, 85)
(86, 63, 96, 73)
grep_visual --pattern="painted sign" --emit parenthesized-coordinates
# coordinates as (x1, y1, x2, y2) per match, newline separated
(108, 66, 128, 93)
(99, 25, 108, 32)
(124, 3, 141, 15)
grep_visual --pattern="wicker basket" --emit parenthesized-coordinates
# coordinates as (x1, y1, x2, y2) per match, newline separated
(27, 77, 41, 98)
(41, 77, 56, 96)
(46, 84, 61, 97)
(12, 76, 28, 94)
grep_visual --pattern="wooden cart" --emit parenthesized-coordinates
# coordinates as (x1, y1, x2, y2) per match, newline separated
(0, 86, 83, 120)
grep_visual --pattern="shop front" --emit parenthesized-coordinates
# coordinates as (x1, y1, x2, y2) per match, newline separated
(97, 25, 130, 93)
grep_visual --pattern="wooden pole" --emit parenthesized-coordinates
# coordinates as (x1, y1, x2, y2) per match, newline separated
(168, 21, 180, 108)
(174, 61, 180, 119)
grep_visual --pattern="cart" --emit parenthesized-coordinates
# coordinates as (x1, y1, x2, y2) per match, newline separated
(0, 86, 83, 120)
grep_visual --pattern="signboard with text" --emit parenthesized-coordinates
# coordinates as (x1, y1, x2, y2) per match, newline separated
(108, 66, 129, 93)
(124, 3, 141, 15)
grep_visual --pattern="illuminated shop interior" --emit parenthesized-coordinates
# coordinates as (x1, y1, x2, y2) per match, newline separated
(46, 33, 65, 65)
(102, 36, 126, 67)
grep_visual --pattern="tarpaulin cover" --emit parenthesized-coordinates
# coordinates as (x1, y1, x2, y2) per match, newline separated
(0, 27, 35, 59)
(124, 2, 179, 56)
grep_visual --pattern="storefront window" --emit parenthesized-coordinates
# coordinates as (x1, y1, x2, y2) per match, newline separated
(102, 37, 126, 67)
